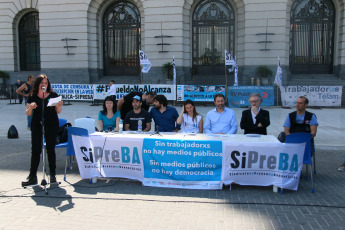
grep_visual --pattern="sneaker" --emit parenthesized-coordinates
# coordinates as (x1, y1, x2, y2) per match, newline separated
(50, 175, 57, 183)
(21, 175, 38, 187)
(338, 163, 345, 172)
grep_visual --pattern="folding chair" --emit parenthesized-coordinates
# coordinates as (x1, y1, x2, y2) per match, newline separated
(75, 118, 95, 134)
(64, 127, 89, 181)
(285, 132, 314, 193)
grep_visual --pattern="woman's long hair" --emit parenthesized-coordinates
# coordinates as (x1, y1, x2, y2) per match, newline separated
(29, 74, 52, 96)
(102, 96, 117, 115)
(184, 99, 199, 122)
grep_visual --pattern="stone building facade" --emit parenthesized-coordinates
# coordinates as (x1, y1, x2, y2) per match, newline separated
(1, 0, 344, 86)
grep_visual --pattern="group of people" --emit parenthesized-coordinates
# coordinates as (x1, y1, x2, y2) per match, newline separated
(19, 76, 345, 188)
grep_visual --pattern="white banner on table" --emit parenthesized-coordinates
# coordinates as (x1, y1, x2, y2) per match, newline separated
(72, 135, 144, 181)
(94, 84, 176, 100)
(222, 142, 305, 190)
(280, 86, 342, 107)
(51, 84, 94, 101)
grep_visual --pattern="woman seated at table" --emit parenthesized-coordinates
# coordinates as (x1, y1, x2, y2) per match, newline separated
(176, 99, 203, 133)
(98, 96, 121, 132)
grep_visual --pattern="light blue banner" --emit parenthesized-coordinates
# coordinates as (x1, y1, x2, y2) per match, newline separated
(227, 86, 274, 107)
(143, 139, 222, 181)
(177, 85, 226, 102)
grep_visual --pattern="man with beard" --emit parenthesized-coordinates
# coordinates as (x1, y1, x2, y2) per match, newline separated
(124, 95, 152, 132)
(117, 91, 156, 121)
(150, 95, 180, 132)
(240, 93, 270, 135)
(204, 94, 237, 134)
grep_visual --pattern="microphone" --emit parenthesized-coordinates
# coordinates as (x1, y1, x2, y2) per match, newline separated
(41, 86, 46, 92)
(155, 124, 159, 134)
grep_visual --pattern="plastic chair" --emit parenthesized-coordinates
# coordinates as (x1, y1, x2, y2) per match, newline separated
(64, 127, 89, 181)
(75, 118, 95, 134)
(59, 118, 67, 127)
(285, 132, 314, 193)
(44, 118, 68, 149)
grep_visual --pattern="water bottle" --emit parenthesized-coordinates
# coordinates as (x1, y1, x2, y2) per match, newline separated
(138, 118, 142, 133)
(119, 120, 123, 133)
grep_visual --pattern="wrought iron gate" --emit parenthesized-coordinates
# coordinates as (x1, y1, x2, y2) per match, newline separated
(289, 0, 335, 74)
(103, 2, 141, 76)
(192, 0, 235, 75)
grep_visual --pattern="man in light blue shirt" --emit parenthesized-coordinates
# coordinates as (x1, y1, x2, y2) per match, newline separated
(283, 96, 318, 138)
(204, 94, 237, 134)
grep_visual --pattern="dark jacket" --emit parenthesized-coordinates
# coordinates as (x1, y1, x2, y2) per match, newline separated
(240, 108, 270, 135)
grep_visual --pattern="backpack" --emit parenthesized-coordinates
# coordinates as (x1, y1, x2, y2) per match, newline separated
(56, 122, 72, 144)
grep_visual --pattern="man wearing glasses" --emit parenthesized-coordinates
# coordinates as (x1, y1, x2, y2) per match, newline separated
(240, 93, 270, 135)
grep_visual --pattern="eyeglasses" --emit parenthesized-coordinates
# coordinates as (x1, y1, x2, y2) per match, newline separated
(249, 100, 259, 103)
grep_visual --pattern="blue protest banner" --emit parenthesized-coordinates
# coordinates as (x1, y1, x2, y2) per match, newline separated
(177, 85, 225, 102)
(227, 86, 274, 107)
(142, 138, 223, 189)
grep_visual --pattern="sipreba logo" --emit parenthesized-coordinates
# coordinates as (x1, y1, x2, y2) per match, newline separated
(230, 150, 299, 172)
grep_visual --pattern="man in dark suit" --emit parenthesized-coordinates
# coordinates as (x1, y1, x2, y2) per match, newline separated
(240, 93, 270, 135)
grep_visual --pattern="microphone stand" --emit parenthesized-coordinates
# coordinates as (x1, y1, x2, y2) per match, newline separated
(40, 88, 49, 194)
(150, 124, 162, 136)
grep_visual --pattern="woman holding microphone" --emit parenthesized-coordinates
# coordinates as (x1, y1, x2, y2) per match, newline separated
(22, 75, 63, 187)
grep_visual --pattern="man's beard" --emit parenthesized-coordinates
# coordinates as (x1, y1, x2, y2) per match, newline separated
(217, 104, 224, 109)
(154, 104, 161, 110)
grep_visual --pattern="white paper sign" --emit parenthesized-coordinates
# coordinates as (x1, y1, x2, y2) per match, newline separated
(47, 96, 62, 107)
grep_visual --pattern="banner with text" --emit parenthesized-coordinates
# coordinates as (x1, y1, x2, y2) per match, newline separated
(280, 86, 342, 107)
(52, 84, 94, 101)
(142, 139, 223, 189)
(177, 85, 226, 102)
(222, 142, 305, 190)
(94, 84, 176, 101)
(72, 135, 144, 181)
(227, 86, 274, 107)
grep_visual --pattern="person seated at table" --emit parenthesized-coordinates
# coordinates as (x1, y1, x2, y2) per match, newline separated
(204, 94, 237, 134)
(98, 96, 121, 132)
(283, 96, 318, 138)
(150, 95, 180, 132)
(117, 91, 156, 121)
(176, 99, 203, 133)
(240, 93, 270, 135)
(124, 95, 152, 132)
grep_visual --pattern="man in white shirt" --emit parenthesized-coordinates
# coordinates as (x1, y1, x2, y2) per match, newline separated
(104, 80, 116, 100)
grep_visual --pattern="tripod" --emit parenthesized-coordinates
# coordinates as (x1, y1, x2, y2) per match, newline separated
(150, 124, 162, 136)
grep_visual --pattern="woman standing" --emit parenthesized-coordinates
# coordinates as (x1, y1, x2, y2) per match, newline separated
(176, 99, 203, 133)
(98, 96, 121, 132)
(22, 75, 63, 187)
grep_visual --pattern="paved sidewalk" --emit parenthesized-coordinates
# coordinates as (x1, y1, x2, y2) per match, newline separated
(0, 99, 345, 230)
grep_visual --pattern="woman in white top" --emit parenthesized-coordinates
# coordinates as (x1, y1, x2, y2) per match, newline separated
(177, 100, 203, 133)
